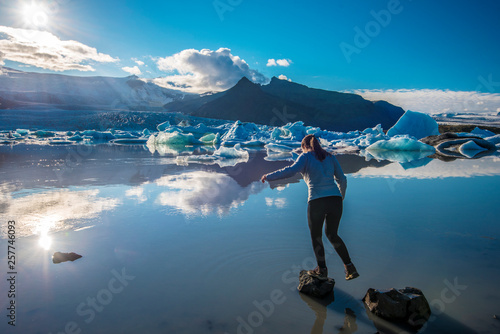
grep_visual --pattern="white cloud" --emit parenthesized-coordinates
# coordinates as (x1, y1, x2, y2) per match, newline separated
(154, 48, 268, 93)
(267, 58, 292, 67)
(155, 171, 265, 216)
(0, 25, 118, 71)
(278, 74, 291, 82)
(0, 186, 120, 238)
(125, 186, 147, 203)
(349, 88, 500, 114)
(265, 197, 287, 208)
(134, 60, 145, 66)
(267, 59, 277, 67)
(122, 65, 142, 76)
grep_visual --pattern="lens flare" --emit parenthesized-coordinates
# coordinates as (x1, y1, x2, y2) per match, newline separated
(23, 2, 49, 28)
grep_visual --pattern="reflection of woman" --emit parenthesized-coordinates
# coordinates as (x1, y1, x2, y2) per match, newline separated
(261, 134, 359, 280)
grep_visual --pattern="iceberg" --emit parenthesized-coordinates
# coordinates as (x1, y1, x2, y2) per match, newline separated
(151, 131, 200, 146)
(35, 130, 56, 138)
(157, 121, 171, 132)
(470, 127, 495, 138)
(281, 121, 307, 141)
(485, 134, 500, 145)
(81, 130, 116, 141)
(213, 143, 249, 159)
(221, 120, 250, 142)
(387, 110, 439, 139)
(199, 133, 220, 145)
(16, 129, 29, 136)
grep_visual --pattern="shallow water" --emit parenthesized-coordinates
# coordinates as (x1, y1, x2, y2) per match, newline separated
(1, 144, 499, 334)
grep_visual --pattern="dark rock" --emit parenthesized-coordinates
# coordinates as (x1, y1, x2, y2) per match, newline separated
(52, 252, 82, 264)
(297, 270, 335, 298)
(363, 287, 431, 328)
(421, 132, 497, 159)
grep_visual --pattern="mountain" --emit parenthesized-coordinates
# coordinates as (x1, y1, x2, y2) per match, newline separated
(0, 67, 189, 111)
(0, 68, 405, 131)
(165, 77, 404, 131)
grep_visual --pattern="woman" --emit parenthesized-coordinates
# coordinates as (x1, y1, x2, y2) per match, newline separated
(261, 134, 359, 281)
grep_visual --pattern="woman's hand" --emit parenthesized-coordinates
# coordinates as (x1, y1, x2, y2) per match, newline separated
(260, 175, 267, 183)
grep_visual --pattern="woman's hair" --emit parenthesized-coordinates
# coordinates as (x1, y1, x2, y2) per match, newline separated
(301, 134, 330, 161)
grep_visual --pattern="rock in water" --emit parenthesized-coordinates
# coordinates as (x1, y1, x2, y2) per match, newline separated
(363, 287, 431, 328)
(52, 252, 82, 264)
(297, 270, 335, 298)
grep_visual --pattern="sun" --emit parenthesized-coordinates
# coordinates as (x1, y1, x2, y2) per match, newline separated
(22, 2, 49, 28)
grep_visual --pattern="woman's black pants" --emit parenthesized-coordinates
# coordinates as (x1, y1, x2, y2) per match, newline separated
(307, 196, 351, 268)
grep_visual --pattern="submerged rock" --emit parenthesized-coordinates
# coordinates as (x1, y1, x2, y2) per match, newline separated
(363, 287, 431, 328)
(52, 252, 82, 264)
(297, 270, 335, 298)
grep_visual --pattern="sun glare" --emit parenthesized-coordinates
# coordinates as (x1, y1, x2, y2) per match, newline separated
(22, 2, 49, 28)
(38, 232, 53, 250)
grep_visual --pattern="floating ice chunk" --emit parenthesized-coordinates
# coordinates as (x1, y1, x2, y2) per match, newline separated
(282, 121, 307, 140)
(35, 130, 56, 138)
(275, 140, 301, 147)
(271, 127, 284, 140)
(485, 134, 500, 145)
(387, 110, 439, 139)
(153, 131, 200, 146)
(459, 140, 488, 158)
(157, 121, 171, 131)
(199, 133, 220, 145)
(366, 136, 436, 152)
(362, 124, 384, 135)
(265, 143, 295, 153)
(81, 130, 115, 141)
(264, 152, 294, 161)
(239, 140, 265, 147)
(213, 143, 249, 159)
(68, 135, 83, 141)
(470, 127, 495, 138)
(142, 128, 151, 137)
(112, 130, 138, 139)
(16, 129, 29, 136)
(221, 120, 249, 142)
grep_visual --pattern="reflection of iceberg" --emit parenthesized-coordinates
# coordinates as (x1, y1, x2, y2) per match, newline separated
(365, 136, 435, 163)
(155, 171, 265, 215)
(353, 155, 500, 179)
(363, 149, 434, 164)
(459, 140, 488, 158)
(175, 144, 249, 168)
(0, 187, 120, 238)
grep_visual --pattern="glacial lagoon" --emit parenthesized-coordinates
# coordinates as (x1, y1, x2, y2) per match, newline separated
(0, 142, 499, 334)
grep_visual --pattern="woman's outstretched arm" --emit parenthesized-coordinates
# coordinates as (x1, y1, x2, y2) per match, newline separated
(261, 153, 307, 183)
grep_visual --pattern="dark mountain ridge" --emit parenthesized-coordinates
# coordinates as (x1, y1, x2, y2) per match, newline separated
(165, 76, 404, 132)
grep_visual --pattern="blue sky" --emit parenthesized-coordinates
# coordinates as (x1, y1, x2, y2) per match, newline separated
(1, 0, 500, 97)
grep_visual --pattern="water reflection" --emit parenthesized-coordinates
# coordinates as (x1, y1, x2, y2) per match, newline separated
(155, 171, 266, 215)
(299, 292, 360, 334)
(0, 186, 120, 241)
(354, 155, 500, 178)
